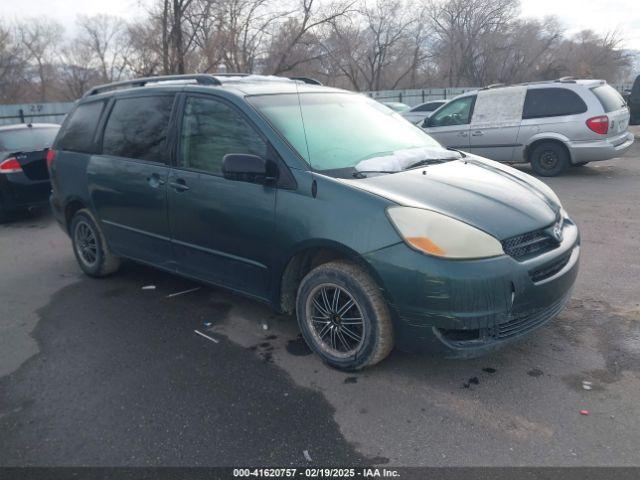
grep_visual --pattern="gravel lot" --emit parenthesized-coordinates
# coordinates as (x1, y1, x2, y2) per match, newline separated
(1, 136, 639, 467)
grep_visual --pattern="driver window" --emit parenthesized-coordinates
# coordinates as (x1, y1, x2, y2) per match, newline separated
(429, 96, 475, 127)
(179, 96, 267, 174)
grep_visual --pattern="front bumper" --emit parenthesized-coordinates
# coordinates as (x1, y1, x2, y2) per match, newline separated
(364, 219, 580, 357)
(569, 131, 634, 164)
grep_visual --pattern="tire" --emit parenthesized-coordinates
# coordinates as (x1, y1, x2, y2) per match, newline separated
(529, 142, 570, 177)
(70, 209, 121, 277)
(296, 260, 394, 370)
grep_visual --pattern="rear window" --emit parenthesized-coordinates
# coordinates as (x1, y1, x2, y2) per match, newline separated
(101, 95, 175, 162)
(0, 127, 59, 152)
(57, 101, 105, 153)
(523, 88, 587, 119)
(591, 85, 626, 112)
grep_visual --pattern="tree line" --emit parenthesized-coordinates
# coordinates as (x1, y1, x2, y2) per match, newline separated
(0, 0, 633, 104)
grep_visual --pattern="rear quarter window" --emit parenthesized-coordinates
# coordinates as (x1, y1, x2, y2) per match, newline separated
(56, 101, 106, 153)
(523, 88, 587, 119)
(101, 95, 175, 163)
(591, 85, 626, 112)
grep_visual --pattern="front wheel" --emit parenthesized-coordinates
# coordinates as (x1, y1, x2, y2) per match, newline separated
(529, 142, 570, 177)
(70, 209, 121, 277)
(296, 261, 394, 370)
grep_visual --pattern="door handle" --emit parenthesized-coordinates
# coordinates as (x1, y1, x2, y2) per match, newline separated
(169, 179, 190, 192)
(457, 131, 468, 137)
(147, 173, 166, 188)
(471, 130, 484, 136)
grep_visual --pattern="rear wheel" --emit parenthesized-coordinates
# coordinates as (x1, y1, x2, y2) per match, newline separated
(296, 260, 394, 370)
(70, 209, 121, 277)
(529, 142, 570, 177)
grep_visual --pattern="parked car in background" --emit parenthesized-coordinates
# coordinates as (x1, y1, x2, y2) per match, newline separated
(629, 74, 640, 125)
(422, 79, 634, 176)
(381, 101, 410, 113)
(401, 100, 448, 124)
(0, 123, 59, 222)
(49, 74, 579, 370)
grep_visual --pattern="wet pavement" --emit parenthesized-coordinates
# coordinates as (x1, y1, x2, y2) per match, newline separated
(1, 145, 639, 466)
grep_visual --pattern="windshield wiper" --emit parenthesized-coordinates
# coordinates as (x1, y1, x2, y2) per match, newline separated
(405, 159, 449, 170)
(352, 170, 396, 178)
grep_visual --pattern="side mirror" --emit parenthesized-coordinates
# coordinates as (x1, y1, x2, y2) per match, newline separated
(222, 154, 276, 184)
(422, 117, 431, 128)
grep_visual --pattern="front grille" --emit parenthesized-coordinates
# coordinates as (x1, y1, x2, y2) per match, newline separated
(495, 295, 568, 339)
(502, 229, 558, 260)
(529, 253, 571, 283)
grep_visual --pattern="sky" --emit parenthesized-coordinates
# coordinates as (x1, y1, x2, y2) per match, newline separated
(520, 0, 640, 50)
(1, 0, 640, 50)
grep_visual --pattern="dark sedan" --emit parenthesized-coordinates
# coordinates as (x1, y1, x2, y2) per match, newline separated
(0, 123, 59, 221)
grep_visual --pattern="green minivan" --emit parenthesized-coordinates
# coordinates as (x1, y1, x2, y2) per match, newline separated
(48, 74, 580, 369)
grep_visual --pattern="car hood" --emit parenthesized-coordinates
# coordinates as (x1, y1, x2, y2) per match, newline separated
(339, 155, 560, 240)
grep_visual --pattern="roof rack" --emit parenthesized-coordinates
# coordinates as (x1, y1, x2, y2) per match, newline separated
(482, 83, 506, 90)
(82, 73, 323, 97)
(289, 76, 322, 85)
(555, 76, 576, 83)
(83, 74, 221, 97)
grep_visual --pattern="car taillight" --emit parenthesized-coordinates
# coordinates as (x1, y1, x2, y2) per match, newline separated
(0, 157, 22, 174)
(586, 115, 609, 135)
(46, 149, 57, 169)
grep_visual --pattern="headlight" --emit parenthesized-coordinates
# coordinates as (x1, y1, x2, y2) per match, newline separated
(387, 207, 504, 259)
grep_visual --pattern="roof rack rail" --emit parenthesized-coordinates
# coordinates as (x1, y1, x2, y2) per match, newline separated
(483, 83, 506, 90)
(289, 76, 322, 85)
(556, 76, 576, 83)
(83, 74, 221, 97)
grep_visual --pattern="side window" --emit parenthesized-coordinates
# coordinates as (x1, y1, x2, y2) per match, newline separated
(429, 96, 474, 127)
(102, 95, 175, 162)
(56, 101, 105, 153)
(523, 88, 587, 119)
(179, 96, 267, 175)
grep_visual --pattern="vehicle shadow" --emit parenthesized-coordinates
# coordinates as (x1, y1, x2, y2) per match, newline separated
(0, 206, 52, 228)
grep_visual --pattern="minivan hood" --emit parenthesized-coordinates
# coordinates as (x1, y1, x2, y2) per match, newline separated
(339, 155, 560, 240)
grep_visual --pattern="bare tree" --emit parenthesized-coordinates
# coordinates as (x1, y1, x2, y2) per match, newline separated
(0, 23, 26, 102)
(16, 18, 63, 101)
(76, 15, 129, 83)
(58, 42, 102, 99)
(264, 0, 354, 75)
(428, 0, 519, 86)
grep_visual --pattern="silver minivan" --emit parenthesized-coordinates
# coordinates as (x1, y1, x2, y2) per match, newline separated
(422, 79, 634, 176)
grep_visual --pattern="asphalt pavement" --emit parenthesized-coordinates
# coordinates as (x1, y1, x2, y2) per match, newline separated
(1, 141, 639, 466)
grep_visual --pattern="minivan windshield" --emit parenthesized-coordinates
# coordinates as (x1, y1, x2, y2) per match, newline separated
(249, 93, 455, 175)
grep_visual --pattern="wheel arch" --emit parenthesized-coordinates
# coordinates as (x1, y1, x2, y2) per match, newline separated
(524, 135, 573, 164)
(64, 197, 89, 233)
(275, 240, 391, 315)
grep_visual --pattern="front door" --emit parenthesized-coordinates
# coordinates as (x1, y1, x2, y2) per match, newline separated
(168, 94, 276, 299)
(423, 95, 475, 151)
(89, 93, 176, 267)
